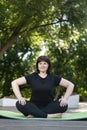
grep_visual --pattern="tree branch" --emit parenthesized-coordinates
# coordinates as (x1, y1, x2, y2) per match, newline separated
(20, 20, 60, 35)
(0, 19, 67, 57)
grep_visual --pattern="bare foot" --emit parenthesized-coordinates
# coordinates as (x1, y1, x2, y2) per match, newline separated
(27, 115, 34, 118)
(47, 113, 62, 118)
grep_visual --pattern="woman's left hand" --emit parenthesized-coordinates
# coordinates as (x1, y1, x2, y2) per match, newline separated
(59, 96, 68, 107)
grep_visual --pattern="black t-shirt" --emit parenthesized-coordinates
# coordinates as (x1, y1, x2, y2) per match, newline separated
(25, 72, 61, 105)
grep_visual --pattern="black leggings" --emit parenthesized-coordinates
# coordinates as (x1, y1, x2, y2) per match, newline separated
(16, 100, 68, 118)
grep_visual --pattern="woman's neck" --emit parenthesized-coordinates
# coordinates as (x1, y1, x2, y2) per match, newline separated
(38, 72, 47, 78)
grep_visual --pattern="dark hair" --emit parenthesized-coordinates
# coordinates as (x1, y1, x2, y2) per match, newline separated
(36, 55, 51, 74)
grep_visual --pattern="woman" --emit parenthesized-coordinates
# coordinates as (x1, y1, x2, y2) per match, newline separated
(11, 55, 74, 118)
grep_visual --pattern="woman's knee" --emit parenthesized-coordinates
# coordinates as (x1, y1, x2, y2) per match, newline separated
(16, 101, 29, 116)
(53, 100, 68, 113)
(61, 104, 68, 112)
(16, 100, 24, 110)
(16, 100, 20, 108)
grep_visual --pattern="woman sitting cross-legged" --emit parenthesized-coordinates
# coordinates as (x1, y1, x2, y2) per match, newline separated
(11, 55, 74, 118)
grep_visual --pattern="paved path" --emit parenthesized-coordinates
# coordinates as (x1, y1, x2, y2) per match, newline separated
(0, 118, 87, 130)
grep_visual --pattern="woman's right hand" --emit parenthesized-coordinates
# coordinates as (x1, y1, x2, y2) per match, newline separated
(18, 97, 26, 105)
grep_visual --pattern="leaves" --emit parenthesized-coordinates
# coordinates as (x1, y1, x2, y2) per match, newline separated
(0, 0, 87, 99)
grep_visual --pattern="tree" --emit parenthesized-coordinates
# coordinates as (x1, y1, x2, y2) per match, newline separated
(0, 0, 87, 57)
(0, 0, 87, 99)
(0, 0, 58, 57)
(74, 34, 87, 100)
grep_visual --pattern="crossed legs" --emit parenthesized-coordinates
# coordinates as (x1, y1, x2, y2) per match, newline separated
(16, 100, 68, 118)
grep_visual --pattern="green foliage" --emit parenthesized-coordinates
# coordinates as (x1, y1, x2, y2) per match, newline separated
(78, 88, 87, 101)
(73, 34, 87, 93)
(0, 0, 87, 100)
(0, 34, 40, 97)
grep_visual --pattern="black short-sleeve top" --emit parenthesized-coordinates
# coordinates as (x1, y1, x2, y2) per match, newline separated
(25, 72, 61, 104)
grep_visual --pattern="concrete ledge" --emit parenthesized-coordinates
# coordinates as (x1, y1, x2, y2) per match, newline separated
(68, 94, 80, 108)
(0, 97, 18, 106)
(0, 95, 79, 108)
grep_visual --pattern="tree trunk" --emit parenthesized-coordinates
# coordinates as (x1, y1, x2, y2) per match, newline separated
(0, 33, 19, 57)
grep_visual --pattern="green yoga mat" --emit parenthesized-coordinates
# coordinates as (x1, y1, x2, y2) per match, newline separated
(0, 110, 87, 120)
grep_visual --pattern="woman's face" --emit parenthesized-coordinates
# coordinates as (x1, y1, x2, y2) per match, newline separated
(38, 61, 49, 73)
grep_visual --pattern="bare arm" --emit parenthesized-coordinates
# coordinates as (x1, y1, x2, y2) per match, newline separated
(11, 76, 27, 105)
(59, 78, 74, 106)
